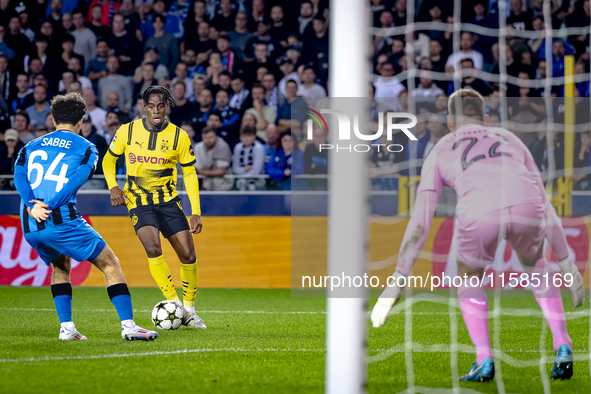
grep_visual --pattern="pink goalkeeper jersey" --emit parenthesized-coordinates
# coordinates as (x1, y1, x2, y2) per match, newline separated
(418, 123, 546, 218)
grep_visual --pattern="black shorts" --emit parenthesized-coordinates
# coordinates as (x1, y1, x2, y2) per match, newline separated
(129, 200, 190, 238)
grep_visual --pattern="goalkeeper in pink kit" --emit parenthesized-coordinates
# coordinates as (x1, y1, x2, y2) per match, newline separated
(371, 89, 585, 382)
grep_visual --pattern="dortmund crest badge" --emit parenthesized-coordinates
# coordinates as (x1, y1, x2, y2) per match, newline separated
(131, 215, 138, 226)
(160, 139, 169, 153)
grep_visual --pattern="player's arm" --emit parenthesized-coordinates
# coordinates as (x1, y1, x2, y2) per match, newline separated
(45, 145, 98, 211)
(102, 125, 128, 207)
(13, 147, 51, 222)
(179, 132, 202, 234)
(371, 152, 443, 328)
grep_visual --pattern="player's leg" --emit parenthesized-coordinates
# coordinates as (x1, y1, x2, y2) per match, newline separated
(509, 204, 572, 379)
(455, 213, 499, 382)
(545, 200, 585, 307)
(51, 254, 88, 341)
(90, 243, 158, 342)
(136, 221, 180, 303)
(160, 202, 206, 329)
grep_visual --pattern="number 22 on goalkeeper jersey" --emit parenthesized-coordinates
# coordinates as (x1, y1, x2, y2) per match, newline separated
(106, 119, 197, 210)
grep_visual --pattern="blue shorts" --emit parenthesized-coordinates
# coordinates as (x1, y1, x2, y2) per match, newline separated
(24, 218, 106, 266)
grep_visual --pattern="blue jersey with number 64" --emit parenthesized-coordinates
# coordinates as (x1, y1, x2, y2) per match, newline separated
(15, 130, 98, 234)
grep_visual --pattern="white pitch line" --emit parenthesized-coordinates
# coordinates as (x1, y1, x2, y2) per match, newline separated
(0, 347, 325, 363)
(394, 386, 488, 394)
(448, 288, 460, 394)
(538, 319, 551, 394)
(0, 308, 327, 314)
(492, 291, 506, 394)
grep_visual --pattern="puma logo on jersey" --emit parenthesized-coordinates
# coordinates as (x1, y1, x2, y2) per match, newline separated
(135, 141, 144, 148)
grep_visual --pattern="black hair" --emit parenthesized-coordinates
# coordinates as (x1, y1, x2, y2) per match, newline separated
(50, 93, 87, 126)
(142, 85, 176, 108)
(34, 34, 49, 43)
(286, 79, 298, 87)
(240, 125, 256, 136)
(303, 65, 315, 73)
(231, 73, 244, 81)
(153, 13, 167, 24)
(201, 126, 216, 135)
(16, 110, 30, 125)
(217, 34, 230, 42)
(63, 34, 75, 43)
(219, 70, 231, 78)
(313, 14, 326, 23)
(252, 83, 266, 93)
(72, 9, 84, 17)
(143, 62, 156, 70)
(97, 38, 109, 46)
(208, 110, 222, 120)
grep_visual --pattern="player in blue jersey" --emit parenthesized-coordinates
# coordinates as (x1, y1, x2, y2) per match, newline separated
(13, 93, 159, 342)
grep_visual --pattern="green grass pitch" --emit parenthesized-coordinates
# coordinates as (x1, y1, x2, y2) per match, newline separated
(0, 287, 589, 393)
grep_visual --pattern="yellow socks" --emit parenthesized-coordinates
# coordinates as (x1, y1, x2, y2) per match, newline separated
(148, 256, 179, 302)
(180, 262, 198, 308)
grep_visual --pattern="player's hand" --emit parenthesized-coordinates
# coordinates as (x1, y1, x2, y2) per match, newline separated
(190, 215, 203, 234)
(109, 186, 127, 207)
(370, 271, 406, 328)
(28, 200, 51, 223)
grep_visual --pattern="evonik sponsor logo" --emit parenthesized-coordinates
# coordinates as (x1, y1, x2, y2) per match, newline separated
(128, 153, 172, 165)
(305, 108, 418, 152)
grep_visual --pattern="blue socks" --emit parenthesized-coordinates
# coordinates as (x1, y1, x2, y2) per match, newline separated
(51, 283, 73, 323)
(107, 283, 134, 322)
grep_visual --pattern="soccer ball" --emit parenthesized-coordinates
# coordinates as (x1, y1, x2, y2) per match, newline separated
(151, 301, 183, 330)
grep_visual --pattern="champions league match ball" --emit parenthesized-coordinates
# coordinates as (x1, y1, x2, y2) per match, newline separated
(151, 301, 183, 330)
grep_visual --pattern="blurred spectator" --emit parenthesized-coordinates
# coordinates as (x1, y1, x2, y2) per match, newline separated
(103, 120, 121, 144)
(23, 36, 48, 73)
(25, 85, 50, 129)
(232, 125, 265, 190)
(244, 19, 279, 61)
(80, 114, 108, 175)
(411, 70, 445, 97)
(245, 83, 277, 141)
(141, 0, 184, 40)
(172, 61, 193, 99)
(298, 1, 314, 36)
(169, 81, 197, 126)
(86, 39, 109, 84)
(134, 62, 158, 99)
(211, 0, 236, 32)
(528, 120, 564, 174)
(105, 92, 131, 123)
(183, 0, 209, 47)
(448, 58, 491, 96)
(445, 32, 484, 72)
(189, 73, 207, 103)
(507, 0, 533, 31)
(38, 21, 62, 56)
(0, 54, 13, 102)
(65, 57, 92, 90)
(0, 25, 15, 61)
(262, 73, 279, 110)
(14, 111, 34, 144)
(170, 0, 192, 23)
(217, 35, 235, 73)
(297, 66, 326, 106)
(7, 16, 32, 70)
(538, 39, 576, 79)
(491, 45, 522, 95)
(303, 127, 328, 180)
(35, 126, 49, 139)
(229, 74, 249, 110)
(423, 113, 447, 158)
(278, 58, 301, 103)
(11, 73, 33, 114)
(277, 80, 306, 133)
(265, 130, 302, 190)
(86, 0, 120, 27)
(98, 56, 132, 112)
(270, 5, 292, 48)
(247, 0, 267, 32)
(188, 88, 213, 136)
(71, 9, 97, 67)
(144, 14, 180, 75)
(134, 47, 169, 83)
(185, 21, 215, 66)
(227, 12, 252, 60)
(83, 87, 106, 131)
(301, 15, 328, 82)
(575, 130, 591, 190)
(194, 126, 233, 191)
(0, 129, 24, 190)
(212, 89, 239, 128)
(88, 4, 111, 41)
(119, 0, 141, 34)
(566, 0, 590, 61)
(466, 1, 498, 65)
(18, 11, 35, 42)
(373, 61, 404, 111)
(182, 49, 199, 79)
(108, 14, 141, 76)
(45, 112, 57, 132)
(264, 124, 279, 165)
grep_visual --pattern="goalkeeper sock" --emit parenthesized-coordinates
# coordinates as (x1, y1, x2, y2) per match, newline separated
(148, 255, 179, 302)
(180, 262, 198, 308)
(107, 283, 134, 322)
(51, 283, 73, 324)
(457, 280, 492, 364)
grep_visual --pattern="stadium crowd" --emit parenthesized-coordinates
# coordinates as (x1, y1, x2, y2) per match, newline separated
(0, 0, 589, 191)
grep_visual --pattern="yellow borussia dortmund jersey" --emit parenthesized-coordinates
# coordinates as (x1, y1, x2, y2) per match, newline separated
(108, 118, 196, 210)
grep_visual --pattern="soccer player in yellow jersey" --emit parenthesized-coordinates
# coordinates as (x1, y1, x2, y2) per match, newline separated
(102, 86, 206, 329)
